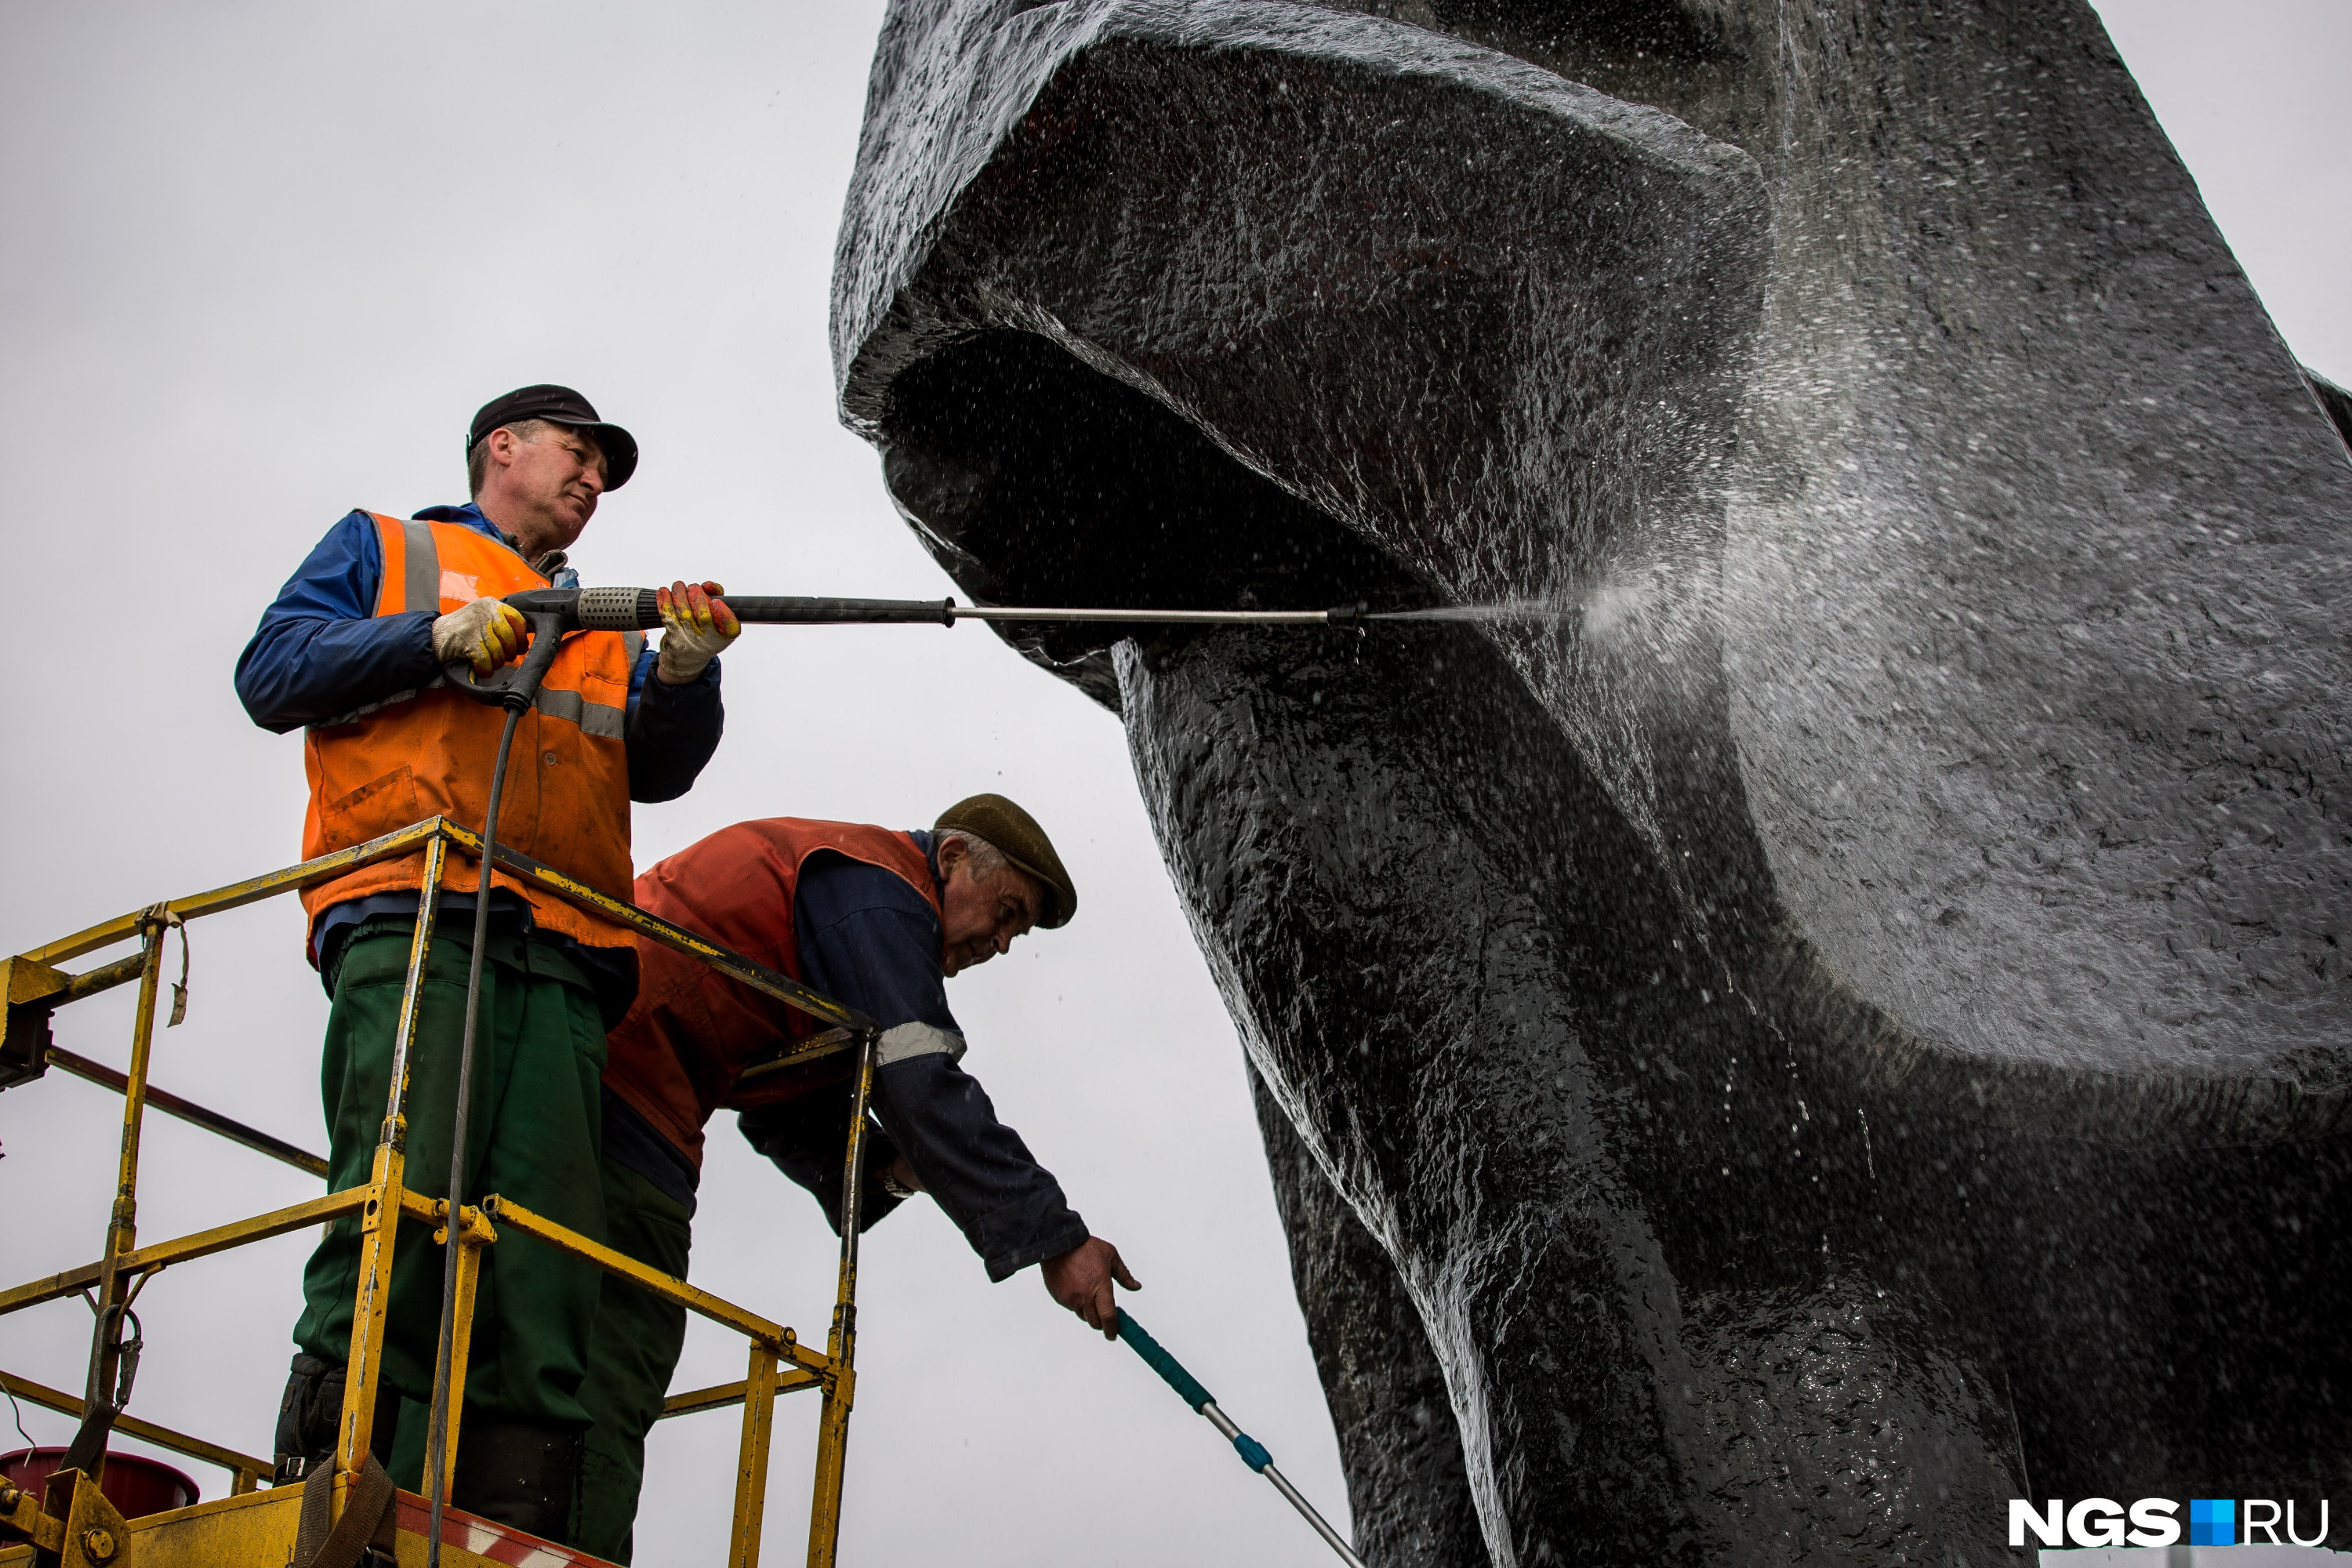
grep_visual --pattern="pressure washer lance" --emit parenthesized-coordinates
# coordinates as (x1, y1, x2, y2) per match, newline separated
(499, 584, 1364, 638)
(1116, 1312, 1369, 1568)
(442, 588, 1415, 707)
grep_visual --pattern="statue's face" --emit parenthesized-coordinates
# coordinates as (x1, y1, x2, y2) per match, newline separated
(834, 1, 2352, 1558)
(842, 0, 2352, 1129)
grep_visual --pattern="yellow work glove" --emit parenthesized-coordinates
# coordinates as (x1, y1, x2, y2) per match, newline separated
(655, 579, 741, 684)
(432, 597, 528, 676)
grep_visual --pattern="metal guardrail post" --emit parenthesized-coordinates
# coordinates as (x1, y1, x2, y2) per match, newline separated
(729, 1344, 782, 1566)
(62, 918, 168, 1475)
(428, 1202, 495, 1504)
(335, 833, 448, 1490)
(804, 1029, 877, 1568)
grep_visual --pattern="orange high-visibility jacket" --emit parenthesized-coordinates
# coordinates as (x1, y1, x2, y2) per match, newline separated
(298, 512, 646, 956)
(604, 819, 940, 1167)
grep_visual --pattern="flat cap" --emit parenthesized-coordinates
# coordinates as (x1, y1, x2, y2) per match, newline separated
(935, 793, 1076, 928)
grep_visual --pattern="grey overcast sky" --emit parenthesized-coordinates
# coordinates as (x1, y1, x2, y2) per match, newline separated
(0, 5, 2343, 1567)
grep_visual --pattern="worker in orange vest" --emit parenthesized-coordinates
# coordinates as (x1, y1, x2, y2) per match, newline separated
(234, 385, 739, 1543)
(576, 797, 1138, 1563)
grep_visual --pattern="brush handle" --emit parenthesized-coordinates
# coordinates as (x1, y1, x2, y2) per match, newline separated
(1117, 1312, 1215, 1411)
(1118, 1313, 1371, 1566)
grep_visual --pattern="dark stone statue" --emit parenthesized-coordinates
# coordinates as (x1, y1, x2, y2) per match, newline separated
(828, 2, 2352, 1560)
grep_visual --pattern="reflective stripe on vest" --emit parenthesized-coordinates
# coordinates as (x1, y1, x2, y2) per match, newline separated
(295, 513, 643, 958)
(311, 670, 638, 739)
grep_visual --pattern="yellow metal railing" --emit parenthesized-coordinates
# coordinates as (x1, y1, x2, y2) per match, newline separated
(0, 815, 881, 1566)
(0, 1370, 270, 1497)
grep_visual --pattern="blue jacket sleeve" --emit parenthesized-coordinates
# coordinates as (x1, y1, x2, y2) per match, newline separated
(738, 860, 1087, 1280)
(234, 511, 437, 732)
(625, 648, 724, 803)
(874, 1048, 1091, 1280)
(737, 1086, 906, 1238)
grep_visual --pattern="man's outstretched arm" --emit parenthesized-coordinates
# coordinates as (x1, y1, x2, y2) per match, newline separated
(785, 868, 1128, 1298)
(866, 1039, 1092, 1280)
(738, 1087, 906, 1235)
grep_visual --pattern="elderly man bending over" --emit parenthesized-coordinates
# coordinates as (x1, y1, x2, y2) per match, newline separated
(575, 794, 1137, 1562)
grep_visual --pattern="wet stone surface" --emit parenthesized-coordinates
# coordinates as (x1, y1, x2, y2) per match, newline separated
(832, 2, 2352, 1560)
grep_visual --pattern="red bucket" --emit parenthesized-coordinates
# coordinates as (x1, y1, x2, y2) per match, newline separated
(0, 1447, 199, 1527)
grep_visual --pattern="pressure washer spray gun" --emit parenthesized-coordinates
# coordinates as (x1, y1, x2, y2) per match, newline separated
(441, 584, 1374, 704)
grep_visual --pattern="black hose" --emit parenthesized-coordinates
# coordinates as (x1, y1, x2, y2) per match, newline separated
(425, 698, 523, 1566)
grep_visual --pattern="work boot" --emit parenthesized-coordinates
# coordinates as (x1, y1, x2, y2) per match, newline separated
(273, 1355, 398, 1486)
(273, 1354, 344, 1485)
(452, 1419, 585, 1544)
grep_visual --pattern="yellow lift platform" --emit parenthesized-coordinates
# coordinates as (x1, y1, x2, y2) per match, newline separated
(1, 815, 886, 1566)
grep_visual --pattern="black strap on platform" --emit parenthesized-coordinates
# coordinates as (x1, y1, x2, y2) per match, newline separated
(296, 1452, 399, 1568)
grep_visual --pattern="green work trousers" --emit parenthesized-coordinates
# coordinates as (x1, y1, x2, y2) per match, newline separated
(292, 919, 612, 1450)
(575, 1154, 694, 1566)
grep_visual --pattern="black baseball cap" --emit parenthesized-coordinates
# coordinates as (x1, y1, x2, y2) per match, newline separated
(467, 384, 639, 489)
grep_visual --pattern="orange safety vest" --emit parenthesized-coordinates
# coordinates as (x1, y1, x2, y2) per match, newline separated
(604, 819, 942, 1168)
(298, 512, 646, 959)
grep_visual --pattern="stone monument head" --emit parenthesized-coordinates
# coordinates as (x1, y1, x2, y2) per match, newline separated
(833, 3, 2352, 1559)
